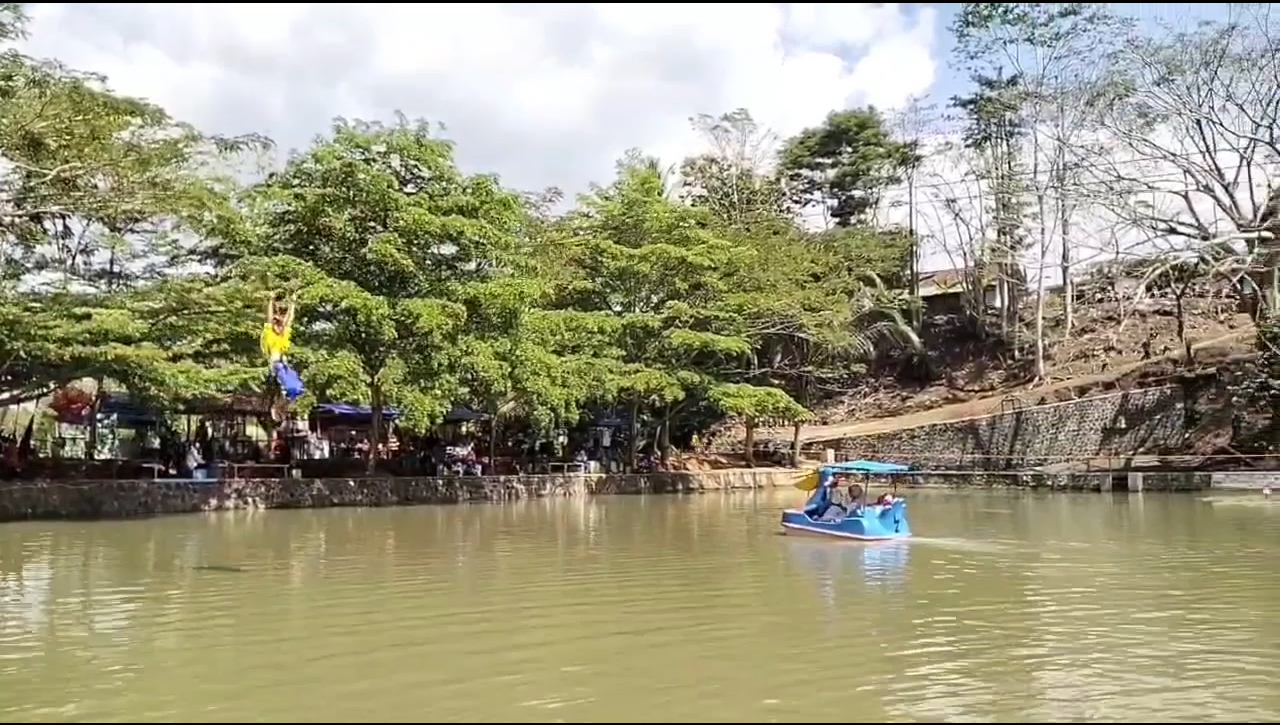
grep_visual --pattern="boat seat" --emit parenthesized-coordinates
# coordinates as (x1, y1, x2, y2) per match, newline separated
(817, 504, 846, 522)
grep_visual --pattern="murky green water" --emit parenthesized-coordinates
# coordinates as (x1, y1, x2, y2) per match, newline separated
(2, 490, 1279, 723)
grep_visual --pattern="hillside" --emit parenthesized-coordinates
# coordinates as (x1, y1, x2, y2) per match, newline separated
(719, 295, 1255, 450)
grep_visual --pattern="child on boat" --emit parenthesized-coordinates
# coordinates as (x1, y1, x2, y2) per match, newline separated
(261, 292, 304, 421)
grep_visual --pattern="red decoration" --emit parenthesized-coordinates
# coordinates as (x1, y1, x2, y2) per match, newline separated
(50, 386, 95, 424)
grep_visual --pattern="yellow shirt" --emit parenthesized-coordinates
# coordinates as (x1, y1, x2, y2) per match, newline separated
(261, 323, 292, 360)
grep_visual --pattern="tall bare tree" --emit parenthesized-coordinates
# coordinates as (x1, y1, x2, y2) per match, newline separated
(679, 109, 785, 225)
(1082, 5, 1280, 435)
(951, 3, 1130, 381)
(888, 96, 942, 331)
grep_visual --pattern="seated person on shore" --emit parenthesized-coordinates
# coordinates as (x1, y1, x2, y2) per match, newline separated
(182, 441, 205, 479)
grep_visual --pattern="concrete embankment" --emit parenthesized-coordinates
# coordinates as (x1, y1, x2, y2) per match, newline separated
(0, 467, 1264, 523)
(1205, 471, 1280, 491)
(0, 469, 797, 522)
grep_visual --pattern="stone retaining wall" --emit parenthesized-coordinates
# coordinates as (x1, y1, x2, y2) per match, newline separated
(0, 466, 1225, 523)
(830, 386, 1190, 470)
(1207, 471, 1280, 491)
(0, 468, 801, 522)
(902, 470, 1209, 492)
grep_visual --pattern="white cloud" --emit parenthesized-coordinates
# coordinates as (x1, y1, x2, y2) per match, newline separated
(18, 3, 939, 194)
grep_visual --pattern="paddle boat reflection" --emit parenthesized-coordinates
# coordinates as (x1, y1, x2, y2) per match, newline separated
(780, 459, 913, 540)
(786, 538, 911, 588)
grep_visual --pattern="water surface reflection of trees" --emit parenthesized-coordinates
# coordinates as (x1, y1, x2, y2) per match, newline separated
(7, 493, 1280, 722)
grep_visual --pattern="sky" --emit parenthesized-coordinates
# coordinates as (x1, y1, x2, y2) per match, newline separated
(18, 3, 942, 195)
(12, 3, 1246, 278)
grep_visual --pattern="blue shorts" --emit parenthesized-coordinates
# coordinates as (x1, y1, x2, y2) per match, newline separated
(270, 360, 304, 402)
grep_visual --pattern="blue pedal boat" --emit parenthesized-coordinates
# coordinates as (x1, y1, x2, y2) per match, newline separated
(780, 459, 913, 541)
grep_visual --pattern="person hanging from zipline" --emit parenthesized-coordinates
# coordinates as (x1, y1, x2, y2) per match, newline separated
(261, 291, 304, 421)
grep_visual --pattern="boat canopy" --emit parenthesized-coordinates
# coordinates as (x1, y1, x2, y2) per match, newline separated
(796, 459, 912, 513)
(793, 459, 911, 493)
(824, 459, 910, 475)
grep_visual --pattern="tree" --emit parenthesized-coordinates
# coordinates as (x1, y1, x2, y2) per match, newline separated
(0, 3, 23, 45)
(241, 117, 526, 469)
(952, 3, 1129, 379)
(679, 109, 786, 226)
(1124, 241, 1239, 364)
(14, 0, 1187, 467)
(559, 153, 809, 469)
(680, 110, 923, 425)
(1081, 8, 1280, 436)
(0, 9, 267, 420)
(773, 108, 922, 350)
(888, 97, 942, 329)
(452, 186, 617, 456)
(1084, 8, 1280, 262)
(707, 383, 806, 467)
(778, 108, 919, 228)
(947, 72, 1032, 348)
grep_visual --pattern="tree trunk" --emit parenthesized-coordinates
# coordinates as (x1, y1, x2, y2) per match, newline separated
(368, 381, 382, 475)
(1060, 204, 1073, 334)
(1034, 187, 1049, 382)
(85, 381, 100, 460)
(488, 415, 498, 464)
(626, 397, 639, 473)
(658, 403, 671, 467)
(1175, 292, 1193, 364)
(790, 420, 802, 467)
(907, 175, 921, 331)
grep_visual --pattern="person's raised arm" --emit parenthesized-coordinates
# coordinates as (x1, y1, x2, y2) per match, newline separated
(265, 293, 277, 325)
(284, 291, 297, 328)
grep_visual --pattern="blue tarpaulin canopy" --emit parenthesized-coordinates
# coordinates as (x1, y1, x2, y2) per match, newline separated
(589, 408, 630, 427)
(822, 459, 910, 474)
(794, 459, 913, 492)
(799, 459, 913, 506)
(443, 405, 490, 423)
(98, 392, 157, 427)
(313, 403, 402, 421)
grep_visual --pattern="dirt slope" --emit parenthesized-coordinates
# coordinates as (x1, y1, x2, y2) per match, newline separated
(751, 297, 1255, 445)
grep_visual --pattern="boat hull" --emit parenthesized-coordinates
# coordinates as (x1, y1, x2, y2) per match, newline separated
(780, 501, 911, 541)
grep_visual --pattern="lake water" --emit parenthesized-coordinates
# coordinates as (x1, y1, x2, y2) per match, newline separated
(2, 490, 1279, 723)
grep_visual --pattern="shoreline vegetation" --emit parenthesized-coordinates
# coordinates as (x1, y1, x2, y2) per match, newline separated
(5, 4, 1280, 482)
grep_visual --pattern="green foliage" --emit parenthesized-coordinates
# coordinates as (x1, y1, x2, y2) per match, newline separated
(813, 226, 915, 291)
(558, 155, 778, 412)
(951, 3, 1121, 65)
(679, 109, 787, 226)
(0, 17, 940, 465)
(235, 117, 528, 431)
(708, 383, 807, 423)
(778, 108, 919, 227)
(0, 33, 269, 409)
(0, 3, 25, 42)
(950, 73, 1028, 152)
